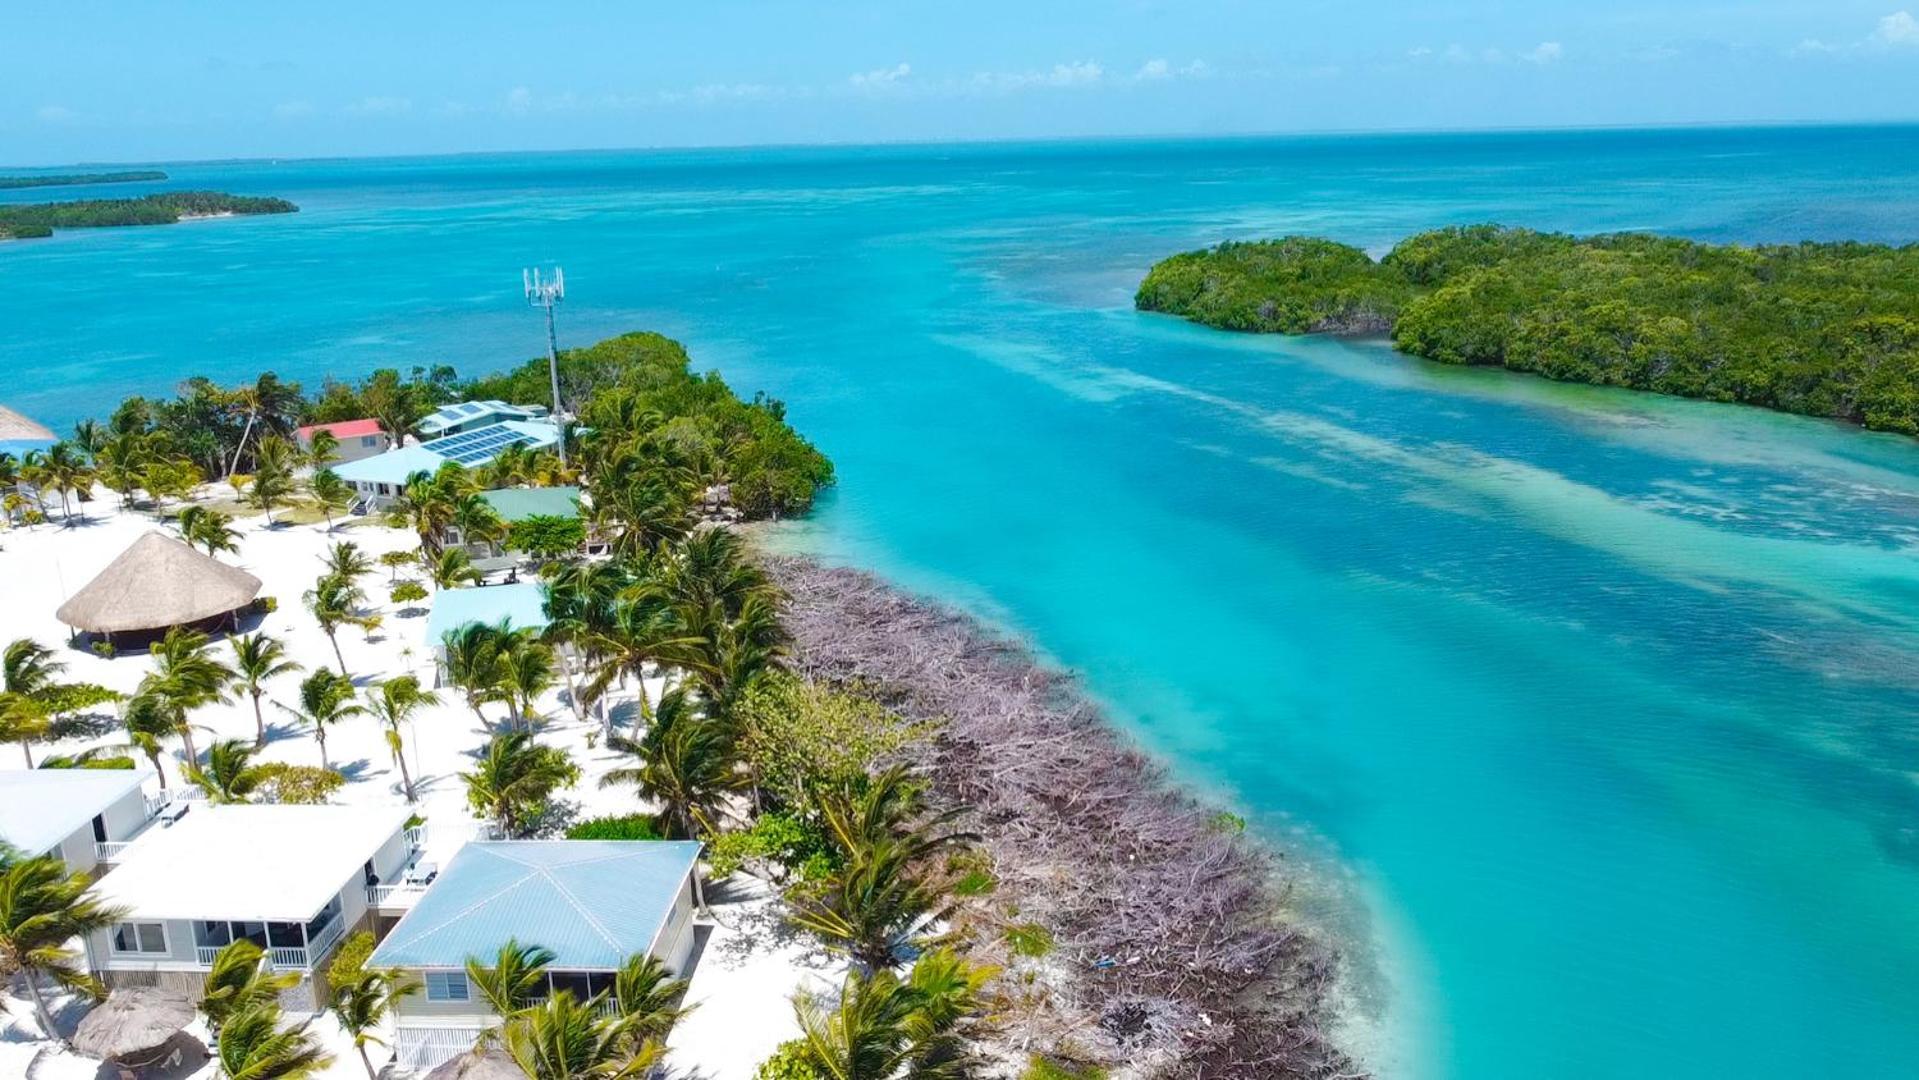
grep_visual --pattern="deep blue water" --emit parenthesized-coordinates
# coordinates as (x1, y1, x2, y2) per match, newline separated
(8, 126, 1919, 1077)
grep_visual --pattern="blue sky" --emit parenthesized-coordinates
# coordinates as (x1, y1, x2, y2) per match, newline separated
(8, 2, 1919, 164)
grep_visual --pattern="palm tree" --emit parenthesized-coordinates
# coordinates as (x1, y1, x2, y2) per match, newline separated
(277, 669, 364, 771)
(498, 635, 557, 729)
(225, 373, 302, 478)
(388, 469, 456, 555)
(329, 966, 417, 1080)
(2, 638, 65, 766)
(502, 991, 657, 1080)
(0, 855, 128, 1045)
(71, 418, 105, 460)
(308, 469, 353, 530)
(248, 435, 299, 524)
(364, 675, 437, 802)
(121, 692, 176, 787)
(450, 492, 507, 551)
(320, 540, 375, 585)
(679, 592, 789, 721)
(428, 547, 482, 589)
(600, 690, 743, 840)
(302, 428, 340, 472)
(186, 738, 265, 803)
(540, 563, 629, 728)
(200, 939, 299, 1035)
(582, 588, 699, 728)
(177, 504, 242, 557)
(95, 432, 150, 509)
(465, 938, 556, 1018)
(231, 632, 301, 748)
(213, 1004, 333, 1080)
(36, 441, 94, 524)
(611, 953, 692, 1047)
(304, 572, 375, 675)
(141, 627, 236, 768)
(789, 949, 992, 1080)
(462, 731, 580, 838)
(442, 622, 508, 727)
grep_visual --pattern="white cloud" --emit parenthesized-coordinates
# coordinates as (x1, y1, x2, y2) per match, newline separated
(849, 62, 911, 89)
(503, 87, 534, 115)
(35, 105, 74, 123)
(1874, 10, 1919, 46)
(1406, 46, 1433, 59)
(347, 96, 412, 116)
(973, 60, 1104, 91)
(1522, 41, 1563, 64)
(1134, 58, 1208, 81)
(1137, 58, 1171, 80)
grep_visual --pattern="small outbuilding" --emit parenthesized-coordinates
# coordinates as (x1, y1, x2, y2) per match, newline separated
(425, 582, 550, 656)
(55, 532, 261, 642)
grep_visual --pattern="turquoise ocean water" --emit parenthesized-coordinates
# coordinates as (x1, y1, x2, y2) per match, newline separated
(7, 126, 1919, 1077)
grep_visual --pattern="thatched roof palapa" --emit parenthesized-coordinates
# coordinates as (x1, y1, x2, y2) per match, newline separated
(425, 1049, 527, 1080)
(73, 987, 196, 1062)
(56, 531, 262, 634)
(0, 403, 55, 442)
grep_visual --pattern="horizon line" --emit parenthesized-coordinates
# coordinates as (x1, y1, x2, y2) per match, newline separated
(10, 115, 1919, 173)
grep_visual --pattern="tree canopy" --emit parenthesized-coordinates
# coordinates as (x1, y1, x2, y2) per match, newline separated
(1137, 225, 1919, 435)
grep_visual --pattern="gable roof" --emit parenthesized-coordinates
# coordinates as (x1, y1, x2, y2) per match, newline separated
(93, 804, 410, 921)
(297, 418, 383, 441)
(369, 841, 702, 970)
(55, 532, 262, 633)
(333, 443, 449, 488)
(417, 400, 535, 435)
(0, 767, 152, 857)
(479, 486, 581, 523)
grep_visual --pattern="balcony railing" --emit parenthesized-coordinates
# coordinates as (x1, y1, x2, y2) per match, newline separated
(367, 882, 429, 908)
(394, 1026, 489, 1069)
(194, 918, 346, 972)
(94, 841, 133, 863)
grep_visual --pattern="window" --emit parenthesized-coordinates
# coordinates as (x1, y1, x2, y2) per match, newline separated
(377, 483, 392, 496)
(360, 435, 379, 447)
(111, 922, 167, 955)
(425, 971, 469, 1002)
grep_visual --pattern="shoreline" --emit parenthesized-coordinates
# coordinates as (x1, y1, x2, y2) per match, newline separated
(764, 554, 1369, 1078)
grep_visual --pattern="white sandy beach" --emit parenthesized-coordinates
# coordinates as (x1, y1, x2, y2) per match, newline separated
(0, 490, 837, 1079)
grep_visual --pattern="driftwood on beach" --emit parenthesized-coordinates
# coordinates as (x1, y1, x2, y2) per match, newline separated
(765, 556, 1361, 1080)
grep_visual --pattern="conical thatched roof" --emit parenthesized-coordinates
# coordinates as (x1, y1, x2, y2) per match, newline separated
(0, 403, 53, 442)
(56, 531, 261, 633)
(73, 987, 196, 1062)
(426, 1049, 526, 1080)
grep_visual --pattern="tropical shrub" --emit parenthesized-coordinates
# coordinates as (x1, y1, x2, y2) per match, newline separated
(564, 813, 662, 841)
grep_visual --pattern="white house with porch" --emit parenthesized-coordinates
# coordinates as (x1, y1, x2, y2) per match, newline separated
(370, 840, 703, 1068)
(85, 804, 420, 1010)
(0, 767, 161, 876)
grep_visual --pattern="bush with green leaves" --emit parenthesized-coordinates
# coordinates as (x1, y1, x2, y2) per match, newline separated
(707, 812, 837, 882)
(564, 813, 663, 841)
(248, 762, 346, 804)
(1022, 1057, 1108, 1080)
(390, 580, 429, 607)
(737, 673, 923, 814)
(754, 1040, 825, 1080)
(505, 514, 586, 561)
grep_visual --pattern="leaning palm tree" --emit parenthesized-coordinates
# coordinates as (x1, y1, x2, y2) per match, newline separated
(329, 966, 417, 1080)
(277, 669, 365, 772)
(497, 635, 557, 729)
(0, 855, 128, 1046)
(200, 939, 299, 1036)
(503, 991, 657, 1080)
(600, 690, 743, 841)
(441, 621, 508, 727)
(140, 627, 236, 768)
(787, 840, 957, 972)
(427, 547, 482, 589)
(307, 469, 354, 531)
(0, 693, 51, 767)
(1, 637, 63, 766)
(461, 731, 580, 838)
(582, 589, 700, 728)
(121, 692, 176, 787)
(304, 573, 375, 675)
(186, 738, 265, 803)
(231, 632, 302, 749)
(790, 964, 924, 1080)
(247, 436, 300, 525)
(177, 504, 241, 557)
(213, 1004, 333, 1080)
(363, 675, 437, 802)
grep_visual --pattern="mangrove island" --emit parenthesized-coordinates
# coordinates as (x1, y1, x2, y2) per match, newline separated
(1136, 225, 1919, 435)
(0, 190, 297, 240)
(0, 169, 167, 190)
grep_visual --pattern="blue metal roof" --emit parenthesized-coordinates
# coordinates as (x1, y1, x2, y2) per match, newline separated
(424, 583, 550, 644)
(368, 841, 702, 971)
(333, 443, 448, 487)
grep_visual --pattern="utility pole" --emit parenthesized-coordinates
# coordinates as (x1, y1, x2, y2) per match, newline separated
(523, 266, 568, 466)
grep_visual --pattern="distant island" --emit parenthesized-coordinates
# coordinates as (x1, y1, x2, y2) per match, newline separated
(1137, 225, 1919, 436)
(0, 170, 167, 190)
(0, 191, 297, 240)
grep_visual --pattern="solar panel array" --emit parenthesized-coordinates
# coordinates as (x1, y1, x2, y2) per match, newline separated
(426, 424, 545, 466)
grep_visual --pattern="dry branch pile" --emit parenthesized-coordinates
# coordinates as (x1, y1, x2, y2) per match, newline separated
(766, 556, 1363, 1080)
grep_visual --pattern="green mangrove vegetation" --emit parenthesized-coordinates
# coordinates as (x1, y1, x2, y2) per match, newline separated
(0, 170, 167, 190)
(0, 191, 297, 240)
(1137, 225, 1919, 435)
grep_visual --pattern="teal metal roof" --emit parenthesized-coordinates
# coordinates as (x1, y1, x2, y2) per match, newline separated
(425, 583, 550, 643)
(480, 486, 581, 522)
(417, 400, 534, 435)
(333, 443, 447, 487)
(368, 841, 702, 971)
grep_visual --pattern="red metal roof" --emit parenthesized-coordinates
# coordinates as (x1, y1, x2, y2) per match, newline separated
(296, 418, 383, 441)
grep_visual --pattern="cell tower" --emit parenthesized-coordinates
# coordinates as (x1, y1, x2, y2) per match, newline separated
(523, 266, 568, 466)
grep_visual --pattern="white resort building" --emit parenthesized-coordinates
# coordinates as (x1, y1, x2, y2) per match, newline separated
(334, 416, 561, 510)
(369, 840, 703, 1069)
(84, 804, 422, 1010)
(0, 767, 162, 876)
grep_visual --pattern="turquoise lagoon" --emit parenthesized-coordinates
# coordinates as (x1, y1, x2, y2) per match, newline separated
(7, 126, 1919, 1077)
